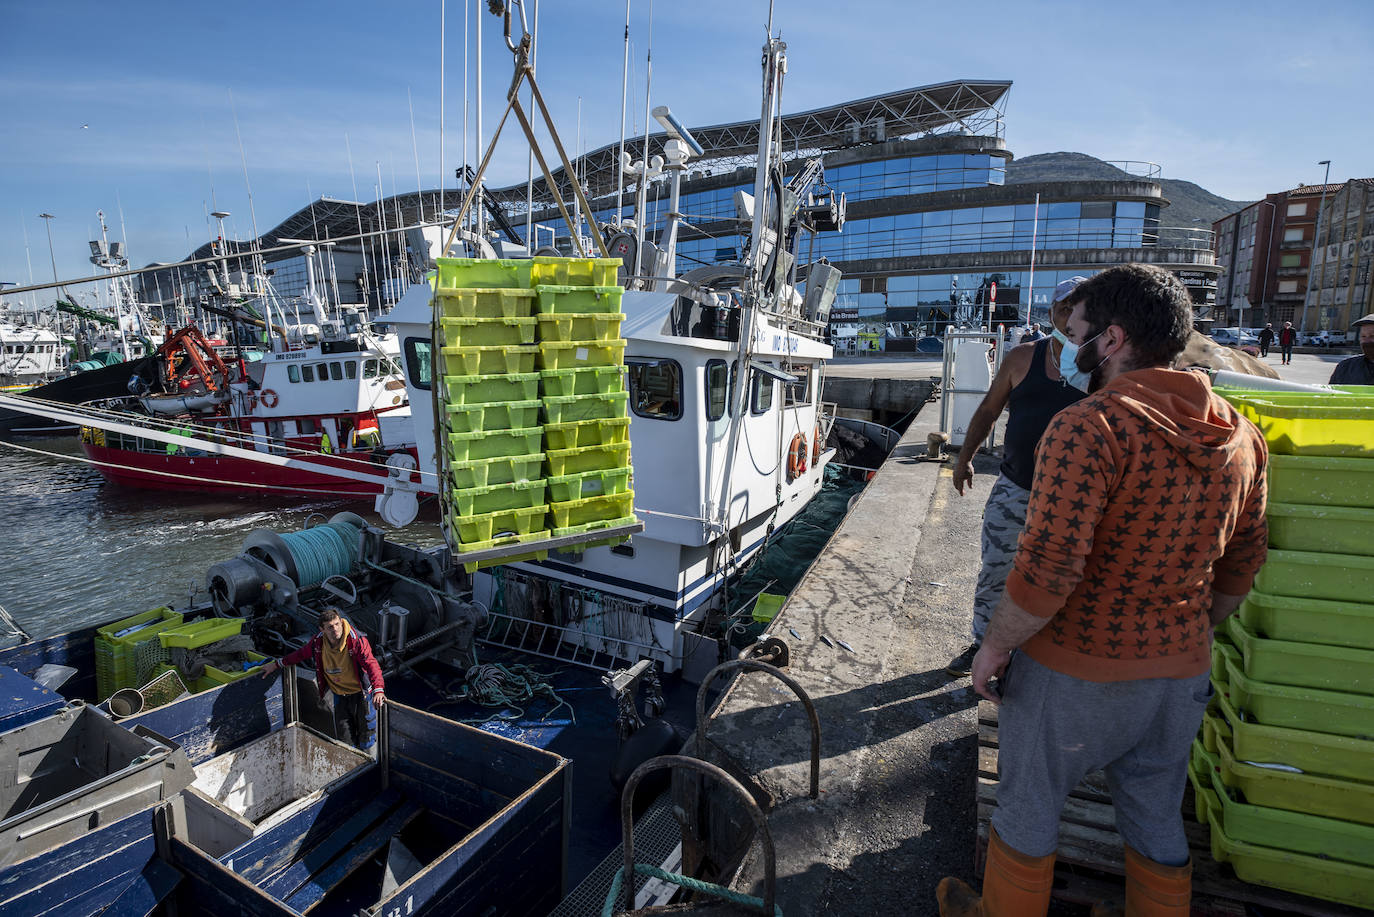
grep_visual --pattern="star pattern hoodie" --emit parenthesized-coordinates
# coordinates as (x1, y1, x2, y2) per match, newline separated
(1004, 367, 1268, 682)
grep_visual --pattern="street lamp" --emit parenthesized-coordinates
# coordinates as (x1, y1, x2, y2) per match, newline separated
(1299, 160, 1332, 333)
(37, 212, 58, 284)
(1256, 199, 1278, 329)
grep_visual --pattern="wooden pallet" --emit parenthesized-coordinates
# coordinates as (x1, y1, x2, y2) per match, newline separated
(976, 701, 1366, 917)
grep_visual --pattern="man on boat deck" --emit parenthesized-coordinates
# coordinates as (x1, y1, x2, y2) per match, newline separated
(261, 607, 386, 750)
(946, 277, 1088, 677)
(938, 264, 1268, 917)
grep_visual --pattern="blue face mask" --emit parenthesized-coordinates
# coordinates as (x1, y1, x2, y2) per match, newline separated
(1058, 328, 1107, 392)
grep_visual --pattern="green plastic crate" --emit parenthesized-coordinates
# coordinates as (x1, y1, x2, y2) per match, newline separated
(440, 344, 539, 376)
(1221, 392, 1374, 458)
(550, 515, 637, 550)
(543, 417, 631, 451)
(439, 316, 538, 347)
(455, 530, 551, 573)
(1213, 639, 1374, 739)
(438, 287, 538, 319)
(539, 366, 625, 397)
(542, 392, 629, 425)
(1270, 454, 1374, 509)
(454, 504, 549, 545)
(159, 618, 244, 649)
(535, 312, 625, 342)
(447, 428, 543, 462)
(1255, 548, 1374, 604)
(537, 340, 626, 370)
(202, 651, 269, 688)
(1206, 688, 1374, 784)
(534, 285, 625, 314)
(1239, 589, 1374, 651)
(1224, 615, 1374, 695)
(549, 491, 635, 529)
(450, 479, 546, 516)
(445, 400, 541, 434)
(449, 452, 545, 489)
(546, 467, 632, 503)
(442, 372, 540, 406)
(530, 257, 620, 288)
(436, 258, 533, 291)
(753, 593, 785, 624)
(97, 607, 184, 643)
(1267, 500, 1374, 557)
(546, 441, 631, 476)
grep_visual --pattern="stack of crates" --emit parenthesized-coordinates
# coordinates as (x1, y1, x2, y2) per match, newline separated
(1187, 389, 1374, 909)
(94, 607, 183, 701)
(434, 256, 634, 572)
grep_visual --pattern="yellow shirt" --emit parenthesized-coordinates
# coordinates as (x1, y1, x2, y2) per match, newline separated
(320, 621, 362, 696)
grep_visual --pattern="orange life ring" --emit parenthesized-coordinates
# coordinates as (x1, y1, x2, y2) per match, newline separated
(259, 388, 279, 409)
(812, 422, 823, 465)
(787, 433, 808, 483)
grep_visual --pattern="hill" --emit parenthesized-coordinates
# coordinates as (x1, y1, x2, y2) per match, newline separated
(1005, 152, 1251, 228)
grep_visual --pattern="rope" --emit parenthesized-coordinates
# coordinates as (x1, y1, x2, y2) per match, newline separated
(278, 522, 358, 587)
(602, 863, 782, 917)
(451, 660, 576, 726)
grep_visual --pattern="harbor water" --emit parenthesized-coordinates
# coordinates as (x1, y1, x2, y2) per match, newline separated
(0, 436, 863, 640)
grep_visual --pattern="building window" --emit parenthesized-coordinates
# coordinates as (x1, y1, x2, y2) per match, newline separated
(1278, 281, 1299, 293)
(1287, 203, 1308, 217)
(627, 359, 681, 421)
(1284, 228, 1304, 243)
(1280, 254, 1300, 267)
(705, 360, 729, 421)
(403, 337, 433, 390)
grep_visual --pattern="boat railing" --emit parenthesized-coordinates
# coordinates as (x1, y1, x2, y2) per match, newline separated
(477, 609, 660, 673)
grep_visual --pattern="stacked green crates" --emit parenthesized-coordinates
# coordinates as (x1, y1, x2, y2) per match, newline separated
(1191, 389, 1374, 908)
(433, 256, 635, 570)
(94, 607, 183, 700)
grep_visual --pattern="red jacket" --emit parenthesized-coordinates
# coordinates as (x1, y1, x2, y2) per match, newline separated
(281, 626, 385, 700)
(1279, 326, 1298, 347)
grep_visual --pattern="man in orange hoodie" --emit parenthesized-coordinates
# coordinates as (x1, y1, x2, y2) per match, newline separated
(937, 264, 1268, 917)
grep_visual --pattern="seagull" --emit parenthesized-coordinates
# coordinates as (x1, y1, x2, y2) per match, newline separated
(82, 123, 89, 129)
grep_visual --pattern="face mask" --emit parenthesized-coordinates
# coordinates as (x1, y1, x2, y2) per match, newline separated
(1058, 328, 1107, 391)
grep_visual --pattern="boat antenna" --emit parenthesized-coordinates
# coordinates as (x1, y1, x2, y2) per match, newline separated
(634, 0, 655, 273)
(408, 87, 425, 225)
(462, 0, 469, 228)
(229, 91, 264, 287)
(438, 0, 445, 226)
(524, 0, 539, 249)
(376, 162, 394, 307)
(345, 133, 373, 305)
(616, 0, 631, 226)
(474, 0, 484, 239)
(20, 211, 37, 312)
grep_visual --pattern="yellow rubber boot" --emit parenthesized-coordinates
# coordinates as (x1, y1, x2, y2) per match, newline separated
(1122, 845, 1191, 916)
(936, 826, 1056, 917)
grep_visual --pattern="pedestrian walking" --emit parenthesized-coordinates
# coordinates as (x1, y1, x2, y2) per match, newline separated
(946, 277, 1088, 677)
(1257, 323, 1274, 357)
(1278, 321, 1298, 364)
(937, 264, 1268, 917)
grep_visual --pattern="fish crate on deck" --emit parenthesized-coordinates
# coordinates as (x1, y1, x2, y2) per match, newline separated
(450, 479, 547, 517)
(545, 467, 632, 503)
(440, 344, 539, 376)
(94, 606, 184, 700)
(435, 258, 534, 292)
(441, 372, 541, 406)
(449, 452, 545, 489)
(543, 417, 630, 451)
(545, 441, 631, 476)
(438, 315, 538, 347)
(444, 399, 541, 434)
(537, 340, 626, 371)
(447, 428, 544, 463)
(529, 257, 620, 288)
(541, 392, 629, 425)
(535, 311, 625, 341)
(539, 365, 625, 397)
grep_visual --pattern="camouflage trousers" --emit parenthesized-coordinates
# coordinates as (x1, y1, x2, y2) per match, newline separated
(971, 475, 1031, 643)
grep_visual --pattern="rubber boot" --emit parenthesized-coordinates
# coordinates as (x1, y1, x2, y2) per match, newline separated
(936, 826, 1056, 917)
(1121, 845, 1191, 916)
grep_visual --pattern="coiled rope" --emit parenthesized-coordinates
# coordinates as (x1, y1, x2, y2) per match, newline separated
(278, 522, 359, 588)
(601, 863, 782, 917)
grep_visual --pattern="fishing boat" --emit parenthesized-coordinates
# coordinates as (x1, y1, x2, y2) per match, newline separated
(0, 319, 64, 388)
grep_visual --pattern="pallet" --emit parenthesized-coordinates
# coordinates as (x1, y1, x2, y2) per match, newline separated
(976, 701, 1366, 917)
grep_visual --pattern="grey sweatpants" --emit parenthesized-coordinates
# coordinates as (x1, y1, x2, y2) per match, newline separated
(991, 653, 1212, 866)
(972, 476, 1031, 643)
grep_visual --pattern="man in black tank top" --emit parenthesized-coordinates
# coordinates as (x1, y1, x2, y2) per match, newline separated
(946, 278, 1088, 676)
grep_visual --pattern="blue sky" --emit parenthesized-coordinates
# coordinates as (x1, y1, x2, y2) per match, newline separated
(2, 0, 1370, 297)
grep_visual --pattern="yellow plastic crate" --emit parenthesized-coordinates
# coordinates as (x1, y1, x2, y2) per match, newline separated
(542, 392, 629, 424)
(439, 316, 538, 347)
(537, 340, 626, 370)
(436, 258, 533, 291)
(202, 651, 269, 687)
(454, 504, 548, 545)
(549, 491, 635, 529)
(450, 479, 546, 516)
(97, 607, 183, 644)
(449, 452, 545, 489)
(158, 618, 244, 649)
(1222, 393, 1374, 458)
(440, 344, 539, 376)
(535, 312, 625, 342)
(438, 287, 538, 319)
(441, 372, 540, 406)
(530, 257, 620, 288)
(455, 530, 551, 573)
(545, 441, 631, 476)
(447, 428, 543, 462)
(1267, 501, 1374, 557)
(546, 467, 632, 503)
(445, 400, 541, 434)
(543, 417, 630, 451)
(539, 366, 625, 398)
(550, 516, 637, 550)
(1270, 454, 1374, 509)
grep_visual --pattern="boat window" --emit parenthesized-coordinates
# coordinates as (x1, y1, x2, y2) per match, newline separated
(403, 337, 433, 390)
(627, 359, 681, 421)
(316, 364, 329, 382)
(288, 365, 300, 383)
(330, 362, 343, 381)
(752, 371, 774, 414)
(302, 364, 315, 383)
(364, 359, 379, 379)
(298, 419, 317, 435)
(705, 360, 729, 421)
(345, 361, 357, 380)
(783, 364, 812, 406)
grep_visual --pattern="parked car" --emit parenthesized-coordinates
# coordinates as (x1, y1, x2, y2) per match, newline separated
(1301, 330, 1350, 347)
(1211, 327, 1260, 348)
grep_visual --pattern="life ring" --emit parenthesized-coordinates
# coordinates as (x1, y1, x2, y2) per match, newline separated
(787, 433, 808, 483)
(259, 388, 279, 409)
(812, 422, 823, 465)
